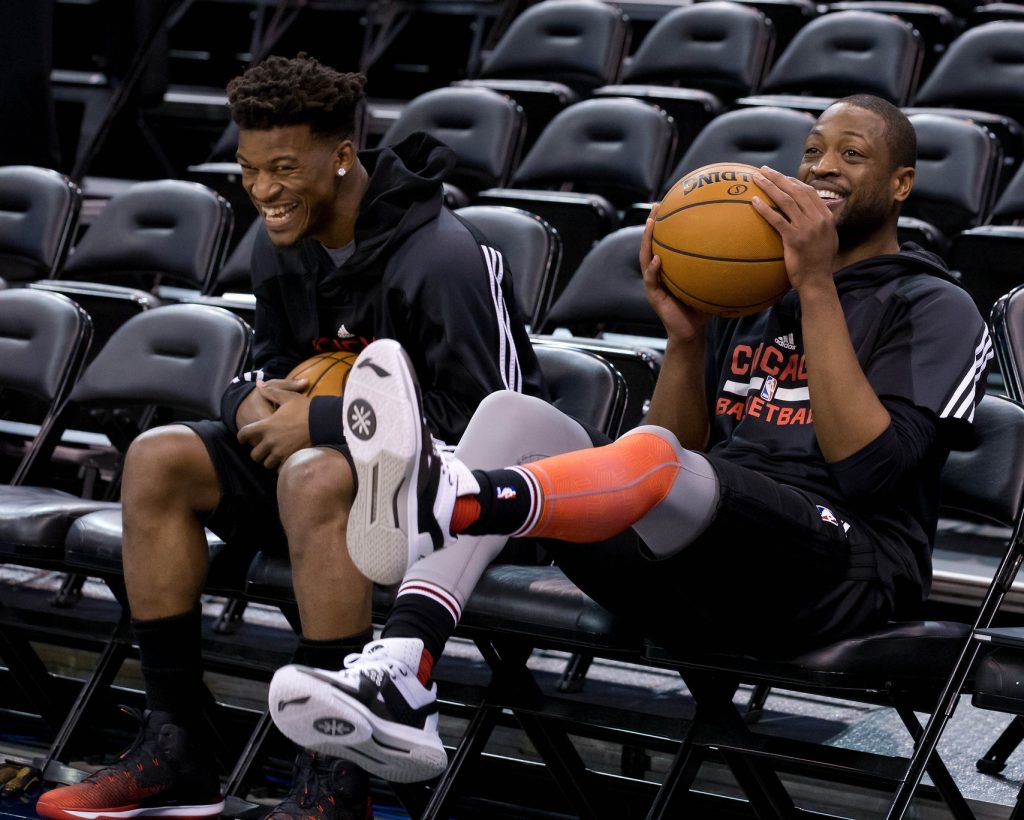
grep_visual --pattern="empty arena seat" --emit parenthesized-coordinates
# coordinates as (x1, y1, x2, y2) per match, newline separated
(476, 97, 676, 292)
(454, 0, 630, 145)
(736, 10, 924, 113)
(898, 112, 1003, 258)
(455, 205, 561, 329)
(907, 22, 1024, 180)
(380, 86, 526, 198)
(33, 179, 234, 355)
(950, 163, 1024, 320)
(696, 0, 818, 52)
(592, 2, 776, 158)
(0, 165, 81, 283)
(0, 304, 252, 767)
(626, 106, 814, 227)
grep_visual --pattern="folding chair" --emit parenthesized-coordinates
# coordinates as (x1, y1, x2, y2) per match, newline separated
(536, 225, 663, 440)
(696, 0, 818, 53)
(0, 165, 82, 284)
(593, 2, 776, 159)
(476, 97, 676, 292)
(626, 105, 814, 228)
(949, 160, 1024, 320)
(454, 205, 561, 331)
(380, 86, 526, 200)
(641, 391, 1024, 819)
(736, 10, 924, 113)
(454, 0, 630, 148)
(0, 289, 92, 735)
(33, 179, 234, 356)
(907, 21, 1024, 185)
(970, 286, 1024, 793)
(898, 112, 1003, 260)
(0, 304, 253, 776)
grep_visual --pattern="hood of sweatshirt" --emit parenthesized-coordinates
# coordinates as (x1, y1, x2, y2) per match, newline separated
(320, 131, 456, 291)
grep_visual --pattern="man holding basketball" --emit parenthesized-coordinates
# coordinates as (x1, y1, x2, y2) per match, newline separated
(37, 54, 542, 820)
(265, 95, 992, 782)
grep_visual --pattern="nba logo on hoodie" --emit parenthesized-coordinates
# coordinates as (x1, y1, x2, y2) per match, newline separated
(760, 375, 778, 402)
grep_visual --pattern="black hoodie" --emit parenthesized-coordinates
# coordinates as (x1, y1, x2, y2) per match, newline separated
(704, 245, 992, 604)
(221, 132, 544, 445)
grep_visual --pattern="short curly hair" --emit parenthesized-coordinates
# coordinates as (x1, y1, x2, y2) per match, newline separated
(227, 54, 366, 140)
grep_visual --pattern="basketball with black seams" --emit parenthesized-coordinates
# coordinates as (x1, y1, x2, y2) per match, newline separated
(652, 162, 789, 317)
(287, 351, 359, 397)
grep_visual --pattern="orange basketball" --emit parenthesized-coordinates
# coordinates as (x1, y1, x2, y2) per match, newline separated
(652, 162, 789, 317)
(287, 351, 358, 398)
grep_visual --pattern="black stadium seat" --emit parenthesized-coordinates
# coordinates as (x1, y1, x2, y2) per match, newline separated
(736, 10, 924, 113)
(907, 21, 1024, 183)
(453, 0, 630, 147)
(454, 205, 561, 330)
(898, 112, 1003, 260)
(593, 2, 776, 160)
(0, 304, 253, 772)
(31, 179, 234, 356)
(0, 165, 81, 284)
(476, 97, 676, 294)
(380, 86, 526, 200)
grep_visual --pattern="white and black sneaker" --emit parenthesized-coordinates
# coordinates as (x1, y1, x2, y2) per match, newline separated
(268, 638, 448, 784)
(342, 338, 478, 585)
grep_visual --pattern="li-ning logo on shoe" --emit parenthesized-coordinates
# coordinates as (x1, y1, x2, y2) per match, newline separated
(496, 486, 517, 500)
(277, 695, 311, 712)
(356, 358, 391, 378)
(313, 717, 356, 736)
(347, 399, 377, 441)
(337, 324, 355, 339)
(774, 333, 796, 350)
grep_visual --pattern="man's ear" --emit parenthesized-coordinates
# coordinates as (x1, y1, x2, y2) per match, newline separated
(333, 139, 356, 176)
(893, 166, 915, 203)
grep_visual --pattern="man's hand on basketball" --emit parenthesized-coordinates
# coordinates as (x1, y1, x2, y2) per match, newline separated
(751, 166, 837, 293)
(237, 384, 312, 470)
(234, 376, 308, 429)
(642, 203, 708, 344)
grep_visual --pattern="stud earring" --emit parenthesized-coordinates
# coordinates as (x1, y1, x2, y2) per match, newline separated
(337, 167, 347, 177)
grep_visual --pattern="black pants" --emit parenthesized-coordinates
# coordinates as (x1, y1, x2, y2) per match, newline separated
(546, 456, 898, 658)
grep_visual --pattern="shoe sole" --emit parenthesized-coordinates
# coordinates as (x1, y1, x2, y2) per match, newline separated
(344, 340, 432, 585)
(269, 666, 448, 784)
(35, 799, 226, 820)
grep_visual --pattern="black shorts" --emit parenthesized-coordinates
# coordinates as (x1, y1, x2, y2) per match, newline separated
(181, 419, 353, 553)
(545, 455, 896, 658)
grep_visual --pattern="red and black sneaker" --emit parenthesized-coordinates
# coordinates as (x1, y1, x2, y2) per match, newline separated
(36, 709, 224, 820)
(262, 751, 371, 820)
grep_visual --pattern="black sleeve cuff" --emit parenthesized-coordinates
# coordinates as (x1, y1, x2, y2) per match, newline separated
(308, 395, 346, 446)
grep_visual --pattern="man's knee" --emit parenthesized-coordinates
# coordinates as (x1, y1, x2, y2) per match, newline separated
(123, 425, 218, 509)
(277, 448, 354, 532)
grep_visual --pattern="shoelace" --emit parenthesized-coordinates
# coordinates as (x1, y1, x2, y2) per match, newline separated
(83, 707, 153, 782)
(341, 652, 410, 682)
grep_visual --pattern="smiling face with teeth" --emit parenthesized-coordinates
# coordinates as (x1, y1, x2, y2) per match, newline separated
(798, 101, 915, 254)
(237, 124, 357, 248)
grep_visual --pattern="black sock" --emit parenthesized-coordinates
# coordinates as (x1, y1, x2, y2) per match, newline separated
(293, 629, 373, 671)
(463, 468, 534, 536)
(133, 607, 206, 719)
(382, 596, 454, 666)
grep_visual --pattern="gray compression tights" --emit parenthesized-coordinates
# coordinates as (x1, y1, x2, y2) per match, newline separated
(401, 391, 721, 610)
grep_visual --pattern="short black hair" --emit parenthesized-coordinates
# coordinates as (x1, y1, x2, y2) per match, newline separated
(227, 54, 366, 140)
(831, 94, 917, 170)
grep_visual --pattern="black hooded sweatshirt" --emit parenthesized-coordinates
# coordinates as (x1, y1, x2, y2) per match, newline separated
(221, 132, 544, 445)
(703, 245, 991, 608)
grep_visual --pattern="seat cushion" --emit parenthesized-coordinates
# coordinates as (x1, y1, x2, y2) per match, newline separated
(647, 620, 973, 694)
(65, 507, 248, 594)
(0, 486, 119, 561)
(973, 646, 1024, 714)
